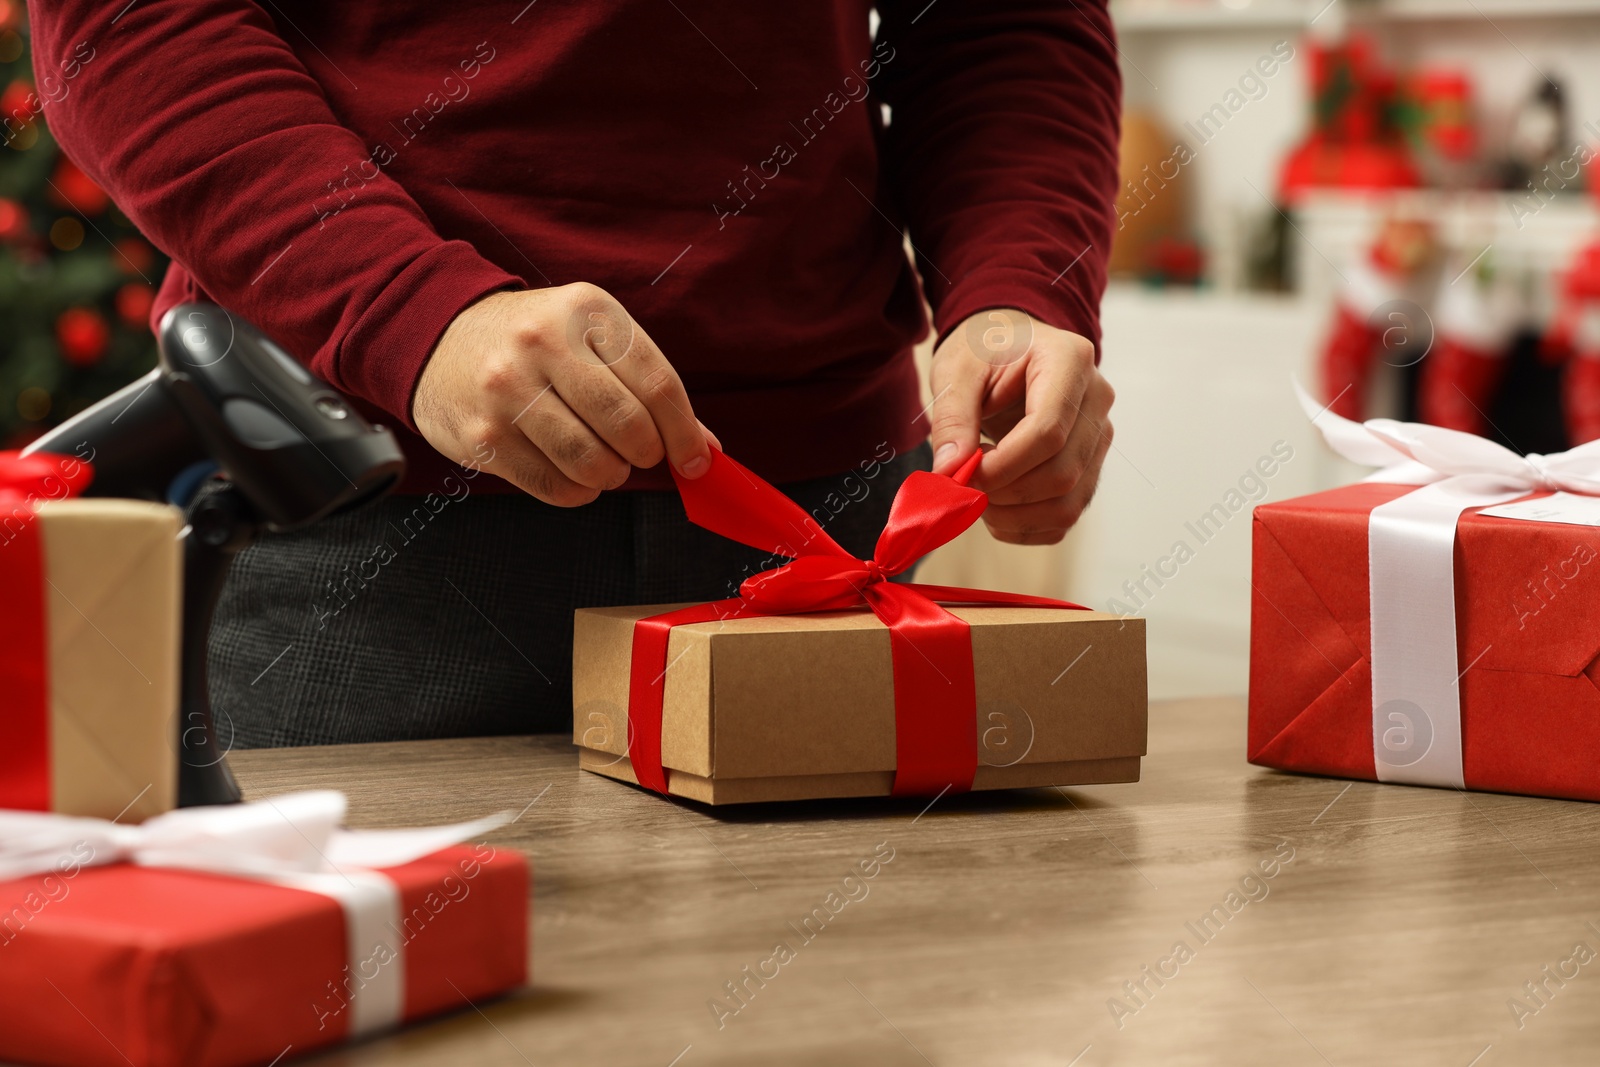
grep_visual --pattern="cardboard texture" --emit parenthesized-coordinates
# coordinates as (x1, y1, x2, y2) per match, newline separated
(574, 605, 1148, 803)
(28, 499, 180, 820)
(1250, 483, 1600, 801)
(0, 846, 529, 1067)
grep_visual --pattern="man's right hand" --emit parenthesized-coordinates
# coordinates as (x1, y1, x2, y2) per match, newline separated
(413, 284, 715, 505)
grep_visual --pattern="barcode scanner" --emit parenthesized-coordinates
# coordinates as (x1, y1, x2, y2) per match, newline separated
(24, 303, 405, 807)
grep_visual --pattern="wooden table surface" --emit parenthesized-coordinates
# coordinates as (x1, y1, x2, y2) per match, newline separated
(228, 697, 1600, 1067)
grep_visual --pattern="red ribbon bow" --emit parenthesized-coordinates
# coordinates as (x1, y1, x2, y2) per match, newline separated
(626, 448, 1086, 797)
(0, 451, 94, 811)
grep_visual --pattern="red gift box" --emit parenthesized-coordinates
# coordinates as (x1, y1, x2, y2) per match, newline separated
(0, 843, 528, 1067)
(1249, 481, 1600, 802)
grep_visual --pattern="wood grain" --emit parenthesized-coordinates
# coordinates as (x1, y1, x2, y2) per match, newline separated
(225, 698, 1600, 1067)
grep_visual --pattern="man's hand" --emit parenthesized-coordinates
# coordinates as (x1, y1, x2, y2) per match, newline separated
(929, 308, 1113, 545)
(413, 284, 715, 505)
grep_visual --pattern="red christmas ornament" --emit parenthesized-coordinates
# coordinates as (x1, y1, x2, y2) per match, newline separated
(1552, 242, 1600, 444)
(113, 236, 155, 275)
(1279, 36, 1422, 201)
(115, 282, 154, 328)
(46, 158, 109, 217)
(0, 78, 38, 126)
(1413, 70, 1477, 162)
(55, 307, 110, 367)
(0, 197, 25, 240)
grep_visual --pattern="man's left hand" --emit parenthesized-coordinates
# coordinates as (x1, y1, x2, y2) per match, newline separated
(929, 308, 1114, 546)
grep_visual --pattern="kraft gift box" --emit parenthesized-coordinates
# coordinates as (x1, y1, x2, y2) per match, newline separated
(574, 604, 1148, 804)
(1, 497, 182, 821)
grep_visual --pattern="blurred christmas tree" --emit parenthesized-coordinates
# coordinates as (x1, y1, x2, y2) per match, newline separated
(1, 0, 164, 448)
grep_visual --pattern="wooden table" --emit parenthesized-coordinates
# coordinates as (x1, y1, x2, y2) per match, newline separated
(230, 698, 1600, 1067)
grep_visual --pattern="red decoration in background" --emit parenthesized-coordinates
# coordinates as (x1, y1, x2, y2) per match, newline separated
(0, 197, 25, 241)
(113, 235, 155, 276)
(1547, 242, 1600, 444)
(1280, 35, 1421, 200)
(1419, 336, 1507, 436)
(55, 307, 109, 367)
(0, 77, 36, 125)
(1318, 218, 1436, 420)
(1412, 70, 1477, 162)
(1547, 242, 1600, 362)
(1418, 248, 1517, 437)
(45, 158, 108, 217)
(1144, 235, 1204, 287)
(114, 281, 153, 328)
(0, 5, 172, 447)
(1320, 304, 1378, 421)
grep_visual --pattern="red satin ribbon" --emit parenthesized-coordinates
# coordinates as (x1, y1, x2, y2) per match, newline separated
(625, 449, 1088, 797)
(0, 451, 93, 811)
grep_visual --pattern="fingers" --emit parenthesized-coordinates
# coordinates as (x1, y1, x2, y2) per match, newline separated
(984, 428, 1111, 544)
(697, 419, 723, 452)
(568, 286, 712, 478)
(976, 335, 1094, 493)
(546, 353, 666, 471)
(414, 283, 717, 510)
(929, 347, 987, 475)
(479, 425, 601, 507)
(514, 389, 631, 491)
(986, 374, 1114, 506)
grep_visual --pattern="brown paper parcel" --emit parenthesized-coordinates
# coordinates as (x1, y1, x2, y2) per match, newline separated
(30, 498, 181, 821)
(573, 604, 1147, 803)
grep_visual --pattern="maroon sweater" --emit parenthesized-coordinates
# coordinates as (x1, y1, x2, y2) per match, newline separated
(32, 1, 1119, 493)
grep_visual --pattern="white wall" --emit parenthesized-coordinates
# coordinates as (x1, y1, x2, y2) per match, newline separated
(1072, 286, 1345, 699)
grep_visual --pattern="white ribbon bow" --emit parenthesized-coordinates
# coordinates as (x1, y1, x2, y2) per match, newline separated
(0, 791, 511, 1036)
(1297, 383, 1600, 789)
(1299, 380, 1600, 494)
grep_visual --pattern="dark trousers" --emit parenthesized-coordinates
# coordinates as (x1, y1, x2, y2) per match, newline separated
(207, 442, 931, 747)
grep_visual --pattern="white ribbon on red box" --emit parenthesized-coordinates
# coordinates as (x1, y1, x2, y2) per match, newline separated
(0, 790, 509, 1036)
(1299, 384, 1600, 789)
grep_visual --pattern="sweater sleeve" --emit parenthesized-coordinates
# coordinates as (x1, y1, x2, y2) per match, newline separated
(28, 0, 522, 430)
(873, 0, 1121, 355)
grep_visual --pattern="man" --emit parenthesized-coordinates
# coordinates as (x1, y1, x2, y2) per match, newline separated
(32, 1, 1120, 745)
